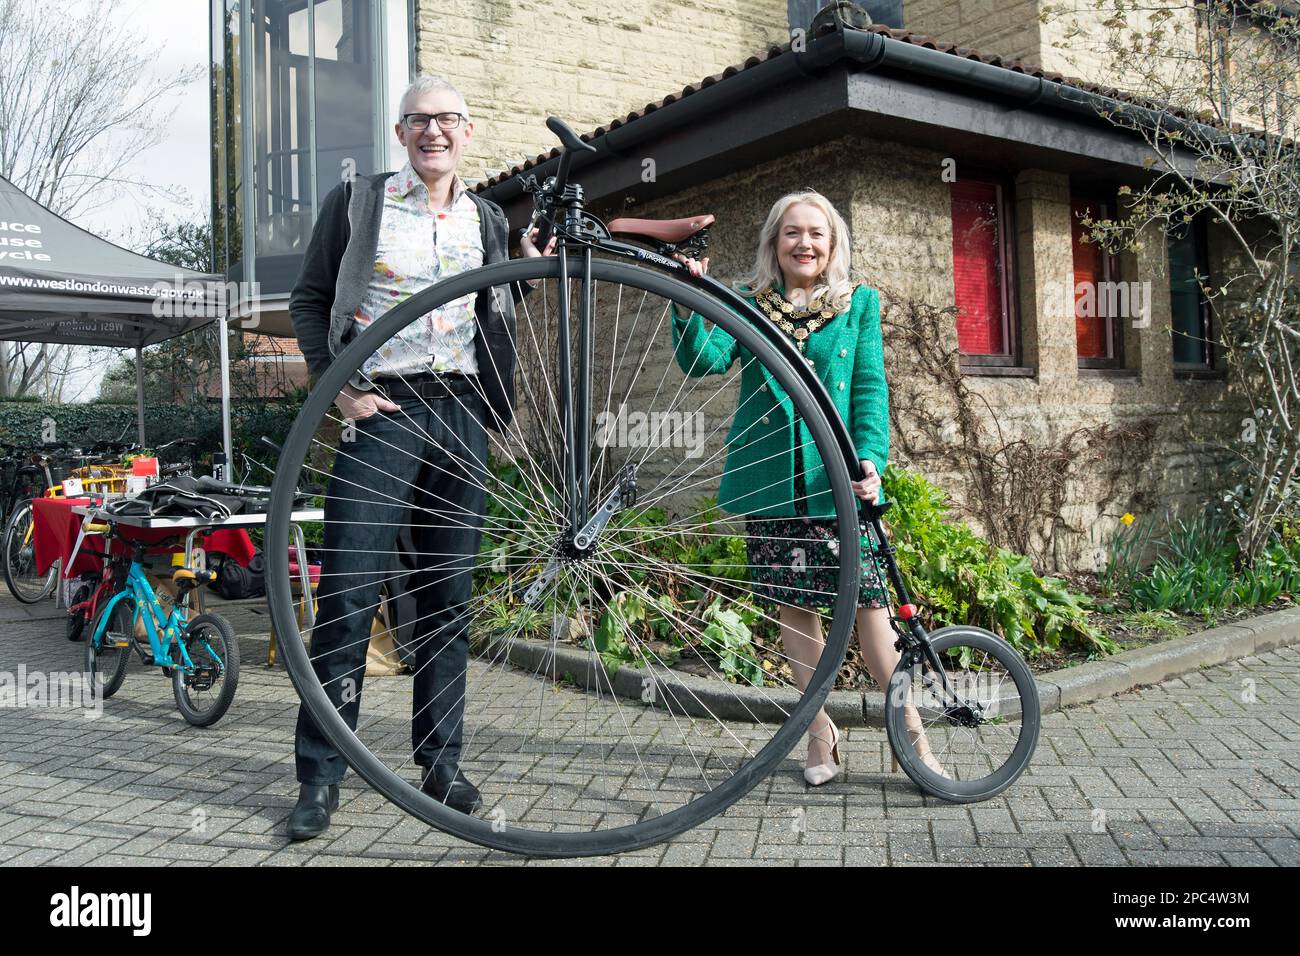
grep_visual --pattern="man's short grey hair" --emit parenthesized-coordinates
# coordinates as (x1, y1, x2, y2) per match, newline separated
(397, 74, 469, 121)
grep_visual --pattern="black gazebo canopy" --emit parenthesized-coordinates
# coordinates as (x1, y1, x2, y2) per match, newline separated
(0, 175, 236, 456)
(0, 174, 224, 346)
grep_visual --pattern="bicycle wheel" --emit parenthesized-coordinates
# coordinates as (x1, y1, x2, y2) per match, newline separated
(172, 612, 240, 727)
(885, 625, 1040, 802)
(3, 501, 57, 603)
(86, 599, 131, 700)
(265, 254, 864, 857)
(65, 578, 93, 642)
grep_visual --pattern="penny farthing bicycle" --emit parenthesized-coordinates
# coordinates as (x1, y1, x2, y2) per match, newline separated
(265, 118, 1040, 858)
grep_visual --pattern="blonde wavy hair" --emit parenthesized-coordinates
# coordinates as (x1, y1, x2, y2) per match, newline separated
(735, 190, 856, 314)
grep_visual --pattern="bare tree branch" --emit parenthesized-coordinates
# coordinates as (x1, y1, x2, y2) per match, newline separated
(0, 0, 203, 400)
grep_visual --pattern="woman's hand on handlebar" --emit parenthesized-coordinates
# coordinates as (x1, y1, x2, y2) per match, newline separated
(671, 252, 709, 277)
(852, 459, 881, 505)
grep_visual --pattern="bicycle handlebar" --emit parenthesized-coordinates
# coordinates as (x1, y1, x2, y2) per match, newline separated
(155, 437, 198, 452)
(546, 116, 594, 191)
(532, 117, 597, 251)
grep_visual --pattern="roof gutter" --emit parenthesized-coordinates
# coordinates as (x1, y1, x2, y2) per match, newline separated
(479, 25, 1252, 204)
(840, 28, 1247, 155)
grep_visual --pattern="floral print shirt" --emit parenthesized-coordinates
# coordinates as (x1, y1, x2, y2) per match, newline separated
(355, 162, 483, 379)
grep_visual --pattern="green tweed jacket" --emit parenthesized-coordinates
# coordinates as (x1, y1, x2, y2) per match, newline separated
(670, 283, 889, 517)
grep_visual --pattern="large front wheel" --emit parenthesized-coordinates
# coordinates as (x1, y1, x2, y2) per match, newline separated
(265, 255, 867, 857)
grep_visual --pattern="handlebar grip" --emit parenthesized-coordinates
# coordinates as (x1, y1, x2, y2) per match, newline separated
(545, 116, 596, 155)
(532, 117, 598, 253)
(532, 215, 555, 260)
(157, 437, 197, 450)
(859, 500, 892, 521)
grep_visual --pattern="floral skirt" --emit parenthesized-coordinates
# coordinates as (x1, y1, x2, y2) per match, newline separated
(744, 459, 888, 609)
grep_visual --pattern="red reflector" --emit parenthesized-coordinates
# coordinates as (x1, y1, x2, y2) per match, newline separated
(898, 604, 916, 620)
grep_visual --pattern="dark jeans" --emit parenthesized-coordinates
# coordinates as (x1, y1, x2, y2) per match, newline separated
(294, 387, 488, 785)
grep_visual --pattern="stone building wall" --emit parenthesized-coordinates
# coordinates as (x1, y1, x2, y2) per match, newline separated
(415, 0, 792, 183)
(903, 0, 1044, 66)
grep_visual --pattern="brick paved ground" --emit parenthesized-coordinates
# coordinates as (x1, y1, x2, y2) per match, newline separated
(0, 592, 1296, 866)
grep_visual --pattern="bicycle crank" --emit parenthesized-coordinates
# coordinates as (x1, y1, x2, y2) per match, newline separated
(517, 464, 638, 607)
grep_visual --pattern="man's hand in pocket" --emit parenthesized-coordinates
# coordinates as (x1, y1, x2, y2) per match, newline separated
(334, 384, 401, 420)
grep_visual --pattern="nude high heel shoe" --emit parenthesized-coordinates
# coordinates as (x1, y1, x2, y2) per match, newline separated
(803, 719, 842, 786)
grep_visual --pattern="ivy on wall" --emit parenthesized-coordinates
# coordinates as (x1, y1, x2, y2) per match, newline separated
(0, 399, 302, 474)
(876, 287, 1158, 572)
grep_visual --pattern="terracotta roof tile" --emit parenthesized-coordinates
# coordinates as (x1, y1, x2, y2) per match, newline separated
(473, 23, 1236, 192)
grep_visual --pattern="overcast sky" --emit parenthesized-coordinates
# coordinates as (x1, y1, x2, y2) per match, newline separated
(79, 0, 211, 242)
(44, 1, 210, 402)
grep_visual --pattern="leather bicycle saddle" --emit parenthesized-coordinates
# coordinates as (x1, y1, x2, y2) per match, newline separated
(607, 215, 715, 243)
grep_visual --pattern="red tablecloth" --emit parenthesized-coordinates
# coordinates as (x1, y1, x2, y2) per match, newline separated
(31, 497, 257, 579)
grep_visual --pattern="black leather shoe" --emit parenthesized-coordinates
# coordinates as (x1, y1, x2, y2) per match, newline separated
(420, 765, 483, 815)
(287, 784, 339, 840)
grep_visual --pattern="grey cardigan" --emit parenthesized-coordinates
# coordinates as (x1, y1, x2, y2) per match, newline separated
(289, 171, 519, 432)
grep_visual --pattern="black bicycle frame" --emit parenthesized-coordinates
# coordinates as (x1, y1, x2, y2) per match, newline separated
(1, 460, 49, 519)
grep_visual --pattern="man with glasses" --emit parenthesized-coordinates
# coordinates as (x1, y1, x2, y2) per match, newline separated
(286, 74, 554, 840)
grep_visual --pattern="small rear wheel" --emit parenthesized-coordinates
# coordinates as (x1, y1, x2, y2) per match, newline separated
(172, 612, 240, 726)
(885, 625, 1040, 802)
(65, 579, 93, 642)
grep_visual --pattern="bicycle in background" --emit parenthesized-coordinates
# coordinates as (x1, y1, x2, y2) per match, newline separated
(85, 523, 239, 726)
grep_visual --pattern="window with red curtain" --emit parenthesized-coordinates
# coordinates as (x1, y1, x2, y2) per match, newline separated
(1071, 197, 1114, 361)
(950, 180, 1009, 357)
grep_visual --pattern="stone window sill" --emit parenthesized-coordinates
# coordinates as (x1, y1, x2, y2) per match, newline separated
(959, 365, 1036, 378)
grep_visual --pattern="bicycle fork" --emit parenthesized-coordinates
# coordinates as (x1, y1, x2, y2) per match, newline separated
(863, 505, 987, 723)
(519, 235, 638, 608)
(555, 239, 595, 533)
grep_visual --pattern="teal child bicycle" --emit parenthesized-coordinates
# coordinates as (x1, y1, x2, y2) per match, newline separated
(84, 525, 240, 726)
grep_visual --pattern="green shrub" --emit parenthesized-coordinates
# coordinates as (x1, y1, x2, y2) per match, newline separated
(472, 457, 1111, 679)
(0, 401, 137, 448)
(880, 465, 1112, 657)
(0, 398, 302, 476)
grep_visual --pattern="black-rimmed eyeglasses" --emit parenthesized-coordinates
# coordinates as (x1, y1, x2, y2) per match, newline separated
(400, 112, 467, 132)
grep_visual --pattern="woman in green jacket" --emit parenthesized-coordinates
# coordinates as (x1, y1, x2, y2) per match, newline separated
(672, 190, 944, 786)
